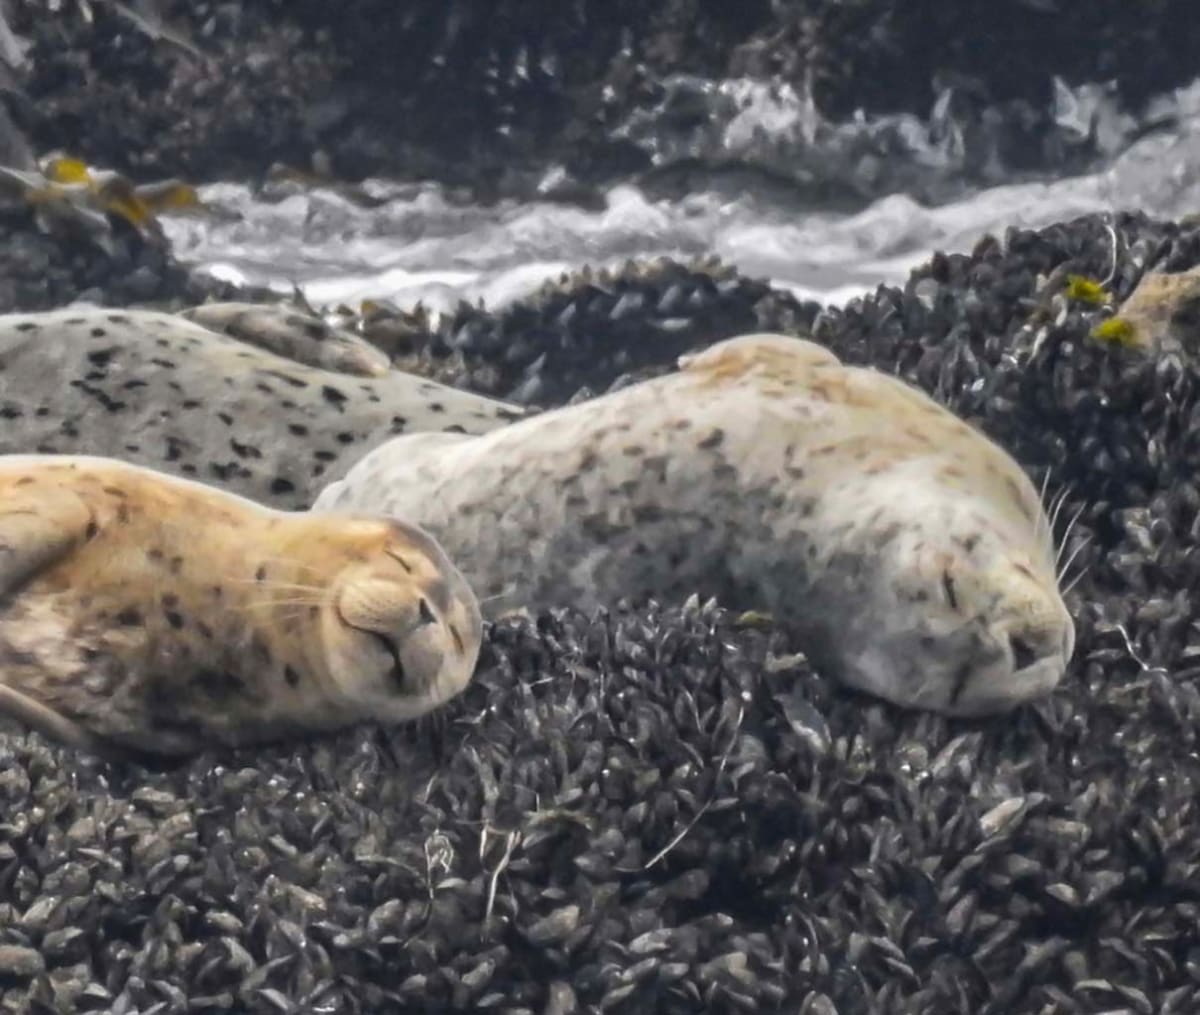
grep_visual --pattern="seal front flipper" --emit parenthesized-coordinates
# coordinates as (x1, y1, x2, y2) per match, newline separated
(0, 487, 95, 601)
(0, 682, 120, 759)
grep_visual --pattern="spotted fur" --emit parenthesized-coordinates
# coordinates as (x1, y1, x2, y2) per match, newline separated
(0, 308, 527, 509)
(315, 332, 1076, 717)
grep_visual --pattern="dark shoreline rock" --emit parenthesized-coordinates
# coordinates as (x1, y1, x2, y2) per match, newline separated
(5, 0, 1200, 201)
(1, 206, 1200, 1009)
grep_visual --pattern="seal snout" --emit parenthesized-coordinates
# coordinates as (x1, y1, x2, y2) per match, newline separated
(327, 521, 484, 722)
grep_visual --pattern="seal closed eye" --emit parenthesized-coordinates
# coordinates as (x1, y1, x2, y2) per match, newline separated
(0, 454, 484, 758)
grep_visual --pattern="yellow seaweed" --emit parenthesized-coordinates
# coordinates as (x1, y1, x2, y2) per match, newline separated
(1089, 317, 1141, 348)
(42, 155, 92, 186)
(1065, 274, 1111, 306)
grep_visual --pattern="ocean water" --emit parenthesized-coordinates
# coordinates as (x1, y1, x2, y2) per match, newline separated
(160, 77, 1200, 318)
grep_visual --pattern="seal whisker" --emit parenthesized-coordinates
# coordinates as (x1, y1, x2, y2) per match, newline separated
(224, 578, 327, 594)
(1047, 484, 1073, 541)
(241, 553, 330, 580)
(1055, 501, 1087, 573)
(234, 598, 326, 613)
(1034, 467, 1053, 545)
(1058, 537, 1093, 594)
(478, 584, 519, 606)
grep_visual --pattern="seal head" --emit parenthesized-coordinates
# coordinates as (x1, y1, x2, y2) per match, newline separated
(791, 464, 1075, 717)
(316, 517, 483, 723)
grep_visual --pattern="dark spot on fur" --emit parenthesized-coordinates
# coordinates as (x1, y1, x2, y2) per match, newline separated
(270, 478, 296, 496)
(255, 565, 267, 582)
(211, 585, 223, 599)
(284, 664, 300, 687)
(322, 385, 348, 409)
(264, 370, 309, 389)
(115, 607, 142, 626)
(876, 522, 902, 545)
(169, 556, 183, 575)
(251, 633, 272, 665)
(336, 432, 356, 444)
(197, 621, 214, 640)
(217, 412, 234, 426)
(287, 424, 308, 437)
(85, 520, 98, 539)
(230, 439, 262, 459)
(942, 572, 959, 610)
(87, 347, 115, 366)
(698, 429, 724, 449)
(162, 593, 179, 608)
(14, 321, 35, 332)
(632, 505, 665, 524)
(428, 402, 445, 413)
(14, 476, 34, 487)
(164, 609, 185, 630)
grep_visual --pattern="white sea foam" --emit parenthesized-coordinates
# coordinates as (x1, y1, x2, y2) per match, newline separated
(160, 78, 1200, 315)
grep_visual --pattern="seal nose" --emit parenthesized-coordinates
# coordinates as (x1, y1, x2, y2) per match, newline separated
(1007, 626, 1067, 672)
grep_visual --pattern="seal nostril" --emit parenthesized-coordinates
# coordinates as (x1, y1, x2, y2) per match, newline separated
(1010, 634, 1038, 671)
(417, 598, 435, 625)
(372, 633, 406, 689)
(449, 623, 463, 654)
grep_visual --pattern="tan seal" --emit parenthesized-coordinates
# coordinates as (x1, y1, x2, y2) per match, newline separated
(315, 332, 1075, 717)
(0, 454, 483, 758)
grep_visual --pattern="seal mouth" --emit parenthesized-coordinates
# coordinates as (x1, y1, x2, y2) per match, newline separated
(370, 633, 408, 690)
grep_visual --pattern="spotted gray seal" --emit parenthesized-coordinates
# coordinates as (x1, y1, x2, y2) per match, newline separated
(0, 454, 482, 758)
(314, 332, 1076, 716)
(0, 307, 527, 509)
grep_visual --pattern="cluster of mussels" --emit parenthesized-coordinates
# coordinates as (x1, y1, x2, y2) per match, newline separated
(377, 256, 820, 406)
(0, 209, 1198, 1012)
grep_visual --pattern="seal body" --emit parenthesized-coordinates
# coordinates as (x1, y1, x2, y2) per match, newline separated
(0, 455, 483, 757)
(179, 301, 393, 377)
(315, 333, 1075, 717)
(0, 308, 527, 509)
